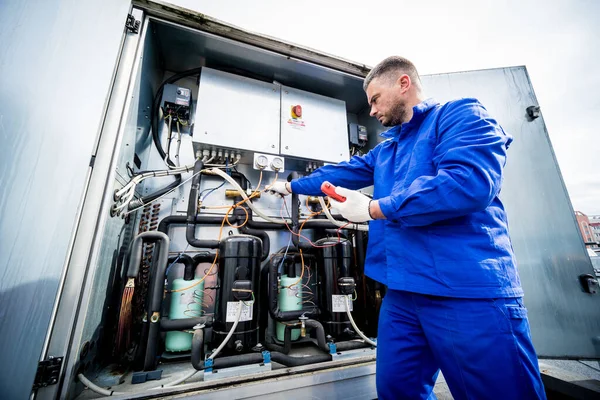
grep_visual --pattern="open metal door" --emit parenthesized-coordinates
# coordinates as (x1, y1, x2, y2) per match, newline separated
(422, 67, 600, 359)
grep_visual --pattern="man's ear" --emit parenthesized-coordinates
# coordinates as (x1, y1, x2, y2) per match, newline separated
(397, 74, 411, 93)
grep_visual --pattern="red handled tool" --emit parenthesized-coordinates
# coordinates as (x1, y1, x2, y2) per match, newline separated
(321, 181, 347, 203)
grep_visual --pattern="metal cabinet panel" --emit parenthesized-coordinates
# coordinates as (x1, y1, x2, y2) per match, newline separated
(422, 67, 600, 358)
(193, 68, 280, 154)
(280, 86, 349, 163)
(0, 0, 131, 398)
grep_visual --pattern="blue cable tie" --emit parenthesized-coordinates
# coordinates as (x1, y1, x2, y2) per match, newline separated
(204, 358, 213, 373)
(328, 342, 337, 355)
(262, 350, 271, 364)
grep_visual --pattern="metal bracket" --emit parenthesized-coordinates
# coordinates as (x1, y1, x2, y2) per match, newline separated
(32, 356, 63, 390)
(125, 14, 140, 34)
(579, 274, 598, 294)
(526, 105, 541, 120)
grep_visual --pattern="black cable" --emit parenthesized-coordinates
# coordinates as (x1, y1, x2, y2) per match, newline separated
(129, 67, 203, 210)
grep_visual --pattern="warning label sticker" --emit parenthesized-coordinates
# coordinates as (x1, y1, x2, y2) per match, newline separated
(226, 301, 254, 322)
(331, 295, 353, 313)
(287, 118, 306, 130)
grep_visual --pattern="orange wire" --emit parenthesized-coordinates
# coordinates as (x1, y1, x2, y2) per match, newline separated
(171, 172, 276, 293)
(281, 196, 348, 288)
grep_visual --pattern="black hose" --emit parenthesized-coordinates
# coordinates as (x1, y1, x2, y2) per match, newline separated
(271, 352, 331, 367)
(289, 172, 313, 251)
(305, 320, 330, 353)
(264, 323, 300, 354)
(192, 252, 218, 265)
(191, 329, 205, 370)
(135, 67, 203, 211)
(160, 317, 212, 332)
(158, 215, 236, 235)
(335, 340, 374, 352)
(151, 67, 202, 166)
(167, 254, 195, 281)
(143, 237, 170, 371)
(192, 351, 332, 371)
(194, 353, 264, 371)
(185, 159, 221, 249)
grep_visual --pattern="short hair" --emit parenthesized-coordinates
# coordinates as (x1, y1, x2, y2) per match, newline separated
(363, 56, 422, 92)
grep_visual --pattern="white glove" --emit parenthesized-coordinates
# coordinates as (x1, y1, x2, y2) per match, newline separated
(268, 181, 292, 196)
(329, 186, 373, 223)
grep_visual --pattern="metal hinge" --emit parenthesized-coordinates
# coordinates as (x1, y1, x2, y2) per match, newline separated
(125, 14, 140, 34)
(32, 356, 63, 390)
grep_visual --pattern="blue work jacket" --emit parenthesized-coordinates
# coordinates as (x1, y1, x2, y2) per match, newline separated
(291, 98, 523, 298)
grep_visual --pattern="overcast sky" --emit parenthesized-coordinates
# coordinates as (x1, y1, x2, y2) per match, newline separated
(177, 0, 600, 214)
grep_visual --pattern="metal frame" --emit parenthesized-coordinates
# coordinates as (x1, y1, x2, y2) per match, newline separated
(36, 8, 147, 400)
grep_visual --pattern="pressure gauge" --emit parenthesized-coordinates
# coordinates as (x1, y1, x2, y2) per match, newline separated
(270, 157, 284, 172)
(255, 155, 268, 170)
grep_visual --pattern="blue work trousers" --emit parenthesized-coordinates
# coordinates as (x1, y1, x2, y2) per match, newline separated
(376, 290, 546, 399)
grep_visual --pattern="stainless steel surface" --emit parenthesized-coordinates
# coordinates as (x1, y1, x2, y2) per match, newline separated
(146, 17, 369, 113)
(422, 67, 600, 358)
(204, 362, 272, 381)
(331, 347, 376, 361)
(136, 0, 372, 78)
(180, 362, 377, 400)
(37, 8, 145, 400)
(193, 68, 280, 154)
(280, 86, 349, 163)
(0, 1, 131, 398)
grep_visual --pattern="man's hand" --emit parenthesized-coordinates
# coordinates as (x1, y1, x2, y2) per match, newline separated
(329, 186, 377, 223)
(269, 181, 292, 196)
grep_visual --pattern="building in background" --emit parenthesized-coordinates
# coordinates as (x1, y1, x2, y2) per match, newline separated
(575, 211, 595, 244)
(589, 214, 600, 245)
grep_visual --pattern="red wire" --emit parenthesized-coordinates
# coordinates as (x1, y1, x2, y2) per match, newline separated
(280, 197, 349, 248)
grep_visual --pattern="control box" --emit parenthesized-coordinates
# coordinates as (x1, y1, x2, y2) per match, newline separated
(280, 85, 349, 163)
(349, 123, 368, 147)
(162, 84, 191, 123)
(193, 68, 280, 155)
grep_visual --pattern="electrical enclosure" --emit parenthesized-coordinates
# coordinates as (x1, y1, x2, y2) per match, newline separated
(280, 85, 350, 163)
(193, 68, 281, 155)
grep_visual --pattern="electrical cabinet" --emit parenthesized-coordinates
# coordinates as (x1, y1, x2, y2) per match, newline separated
(193, 68, 281, 154)
(280, 85, 349, 163)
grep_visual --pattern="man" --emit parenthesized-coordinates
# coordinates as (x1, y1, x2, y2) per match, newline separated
(270, 56, 546, 399)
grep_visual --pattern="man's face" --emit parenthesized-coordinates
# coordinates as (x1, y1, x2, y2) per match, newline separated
(366, 75, 408, 127)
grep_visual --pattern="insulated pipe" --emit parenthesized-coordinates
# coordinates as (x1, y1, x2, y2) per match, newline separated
(191, 329, 205, 370)
(139, 232, 171, 371)
(158, 215, 229, 249)
(289, 173, 313, 251)
(192, 252, 218, 264)
(160, 317, 212, 332)
(305, 319, 330, 353)
(233, 207, 271, 261)
(186, 159, 218, 248)
(264, 323, 300, 354)
(335, 340, 374, 352)
(271, 352, 331, 367)
(126, 231, 170, 278)
(268, 254, 319, 321)
(192, 352, 332, 371)
(265, 320, 329, 354)
(167, 254, 194, 281)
